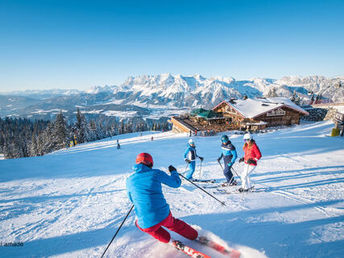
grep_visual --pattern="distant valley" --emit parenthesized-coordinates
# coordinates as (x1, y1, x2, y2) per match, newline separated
(1, 74, 343, 122)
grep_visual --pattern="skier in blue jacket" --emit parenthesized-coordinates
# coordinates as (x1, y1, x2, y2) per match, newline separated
(126, 153, 198, 243)
(217, 135, 238, 186)
(183, 139, 204, 180)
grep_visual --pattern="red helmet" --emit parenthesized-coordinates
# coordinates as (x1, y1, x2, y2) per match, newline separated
(136, 153, 153, 167)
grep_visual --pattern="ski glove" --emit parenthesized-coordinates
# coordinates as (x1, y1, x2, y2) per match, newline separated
(199, 157, 204, 161)
(185, 159, 191, 164)
(247, 158, 256, 165)
(168, 165, 177, 172)
(239, 157, 244, 163)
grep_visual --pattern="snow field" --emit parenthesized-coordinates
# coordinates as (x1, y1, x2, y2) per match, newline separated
(0, 121, 344, 257)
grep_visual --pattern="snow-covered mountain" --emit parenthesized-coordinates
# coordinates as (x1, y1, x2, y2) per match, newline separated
(0, 74, 343, 120)
(111, 74, 262, 108)
(273, 76, 344, 102)
(85, 74, 344, 108)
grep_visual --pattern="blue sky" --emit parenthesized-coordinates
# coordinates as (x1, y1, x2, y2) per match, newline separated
(0, 0, 343, 91)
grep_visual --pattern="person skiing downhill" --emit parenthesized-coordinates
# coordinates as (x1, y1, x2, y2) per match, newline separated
(126, 153, 198, 243)
(116, 139, 120, 149)
(184, 139, 204, 180)
(217, 135, 238, 186)
(238, 133, 262, 192)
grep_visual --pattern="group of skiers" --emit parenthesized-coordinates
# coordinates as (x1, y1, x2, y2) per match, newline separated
(126, 133, 262, 246)
(183, 133, 261, 192)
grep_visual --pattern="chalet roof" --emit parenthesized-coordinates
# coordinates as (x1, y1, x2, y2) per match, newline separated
(213, 97, 309, 118)
(191, 108, 220, 119)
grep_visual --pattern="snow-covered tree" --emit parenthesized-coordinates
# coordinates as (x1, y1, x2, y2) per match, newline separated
(266, 87, 278, 97)
(75, 108, 88, 144)
(54, 111, 68, 149)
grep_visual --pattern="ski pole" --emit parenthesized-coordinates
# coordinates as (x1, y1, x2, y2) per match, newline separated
(181, 163, 189, 176)
(178, 173, 226, 206)
(231, 166, 240, 178)
(101, 205, 134, 258)
(218, 160, 240, 182)
(199, 160, 203, 178)
(217, 160, 224, 170)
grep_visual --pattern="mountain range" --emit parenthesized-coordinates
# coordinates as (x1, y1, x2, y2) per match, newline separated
(0, 74, 343, 121)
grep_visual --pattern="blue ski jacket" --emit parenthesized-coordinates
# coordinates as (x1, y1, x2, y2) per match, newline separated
(218, 143, 237, 165)
(126, 163, 181, 229)
(184, 145, 199, 161)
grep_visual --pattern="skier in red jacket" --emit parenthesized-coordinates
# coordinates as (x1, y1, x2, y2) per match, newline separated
(238, 133, 262, 192)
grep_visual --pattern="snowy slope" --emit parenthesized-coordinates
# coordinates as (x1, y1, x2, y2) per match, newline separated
(1, 122, 344, 257)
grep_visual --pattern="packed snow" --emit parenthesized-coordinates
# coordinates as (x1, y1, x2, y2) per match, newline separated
(1, 121, 344, 257)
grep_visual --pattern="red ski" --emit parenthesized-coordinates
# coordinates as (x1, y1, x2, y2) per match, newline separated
(196, 236, 241, 258)
(170, 239, 211, 258)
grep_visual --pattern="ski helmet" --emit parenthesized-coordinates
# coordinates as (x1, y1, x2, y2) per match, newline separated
(136, 153, 153, 167)
(221, 135, 229, 143)
(243, 133, 252, 140)
(188, 139, 195, 146)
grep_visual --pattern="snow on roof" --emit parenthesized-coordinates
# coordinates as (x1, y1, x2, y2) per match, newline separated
(219, 97, 308, 118)
(230, 98, 282, 118)
(265, 97, 309, 115)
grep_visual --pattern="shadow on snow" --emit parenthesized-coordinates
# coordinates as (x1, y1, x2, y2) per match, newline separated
(2, 199, 344, 257)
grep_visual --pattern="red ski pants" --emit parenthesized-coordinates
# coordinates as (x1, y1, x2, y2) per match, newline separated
(136, 212, 198, 243)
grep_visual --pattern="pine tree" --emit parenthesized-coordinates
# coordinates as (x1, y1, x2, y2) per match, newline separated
(267, 87, 278, 97)
(88, 120, 98, 141)
(290, 91, 301, 105)
(30, 134, 38, 156)
(75, 108, 88, 144)
(54, 111, 68, 149)
(37, 133, 44, 156)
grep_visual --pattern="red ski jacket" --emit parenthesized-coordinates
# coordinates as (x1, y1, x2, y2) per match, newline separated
(243, 141, 262, 166)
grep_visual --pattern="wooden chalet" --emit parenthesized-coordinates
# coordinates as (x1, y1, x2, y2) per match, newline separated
(170, 97, 309, 134)
(212, 97, 309, 131)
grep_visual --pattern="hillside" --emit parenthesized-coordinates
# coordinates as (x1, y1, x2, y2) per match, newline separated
(0, 121, 344, 257)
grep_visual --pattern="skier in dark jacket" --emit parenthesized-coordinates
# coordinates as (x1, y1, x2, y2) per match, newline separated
(126, 153, 198, 243)
(183, 139, 204, 180)
(116, 139, 120, 149)
(217, 135, 238, 186)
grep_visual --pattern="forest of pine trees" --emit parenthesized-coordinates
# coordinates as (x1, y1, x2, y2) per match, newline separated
(0, 109, 170, 159)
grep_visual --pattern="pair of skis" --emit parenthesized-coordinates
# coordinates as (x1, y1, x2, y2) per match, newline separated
(202, 183, 238, 189)
(215, 185, 267, 194)
(191, 179, 217, 183)
(170, 236, 241, 258)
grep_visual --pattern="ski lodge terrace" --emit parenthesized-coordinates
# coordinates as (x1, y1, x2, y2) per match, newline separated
(170, 97, 309, 134)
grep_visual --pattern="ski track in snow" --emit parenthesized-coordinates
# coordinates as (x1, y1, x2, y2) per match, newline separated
(1, 122, 344, 257)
